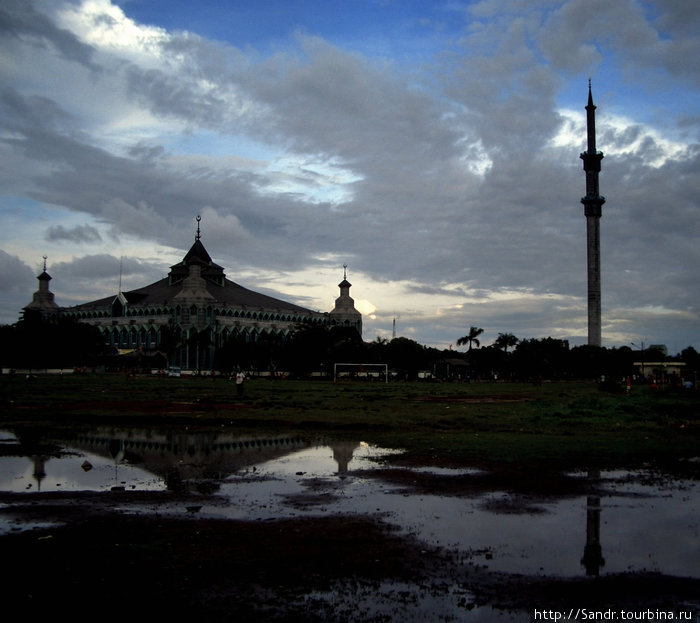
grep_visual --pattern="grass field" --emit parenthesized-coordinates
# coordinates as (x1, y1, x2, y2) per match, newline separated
(1, 374, 698, 470)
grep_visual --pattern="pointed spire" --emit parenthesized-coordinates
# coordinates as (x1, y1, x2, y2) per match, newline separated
(42, 255, 47, 272)
(343, 263, 347, 280)
(585, 80, 598, 154)
(587, 78, 595, 109)
(196, 214, 202, 241)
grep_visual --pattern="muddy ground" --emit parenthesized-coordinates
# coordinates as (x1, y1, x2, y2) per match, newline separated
(1, 483, 698, 621)
(1, 386, 698, 621)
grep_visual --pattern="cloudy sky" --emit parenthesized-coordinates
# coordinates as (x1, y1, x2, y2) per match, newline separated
(1, 0, 698, 353)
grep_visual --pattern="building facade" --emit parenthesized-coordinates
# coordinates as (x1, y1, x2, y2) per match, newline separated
(23, 222, 362, 370)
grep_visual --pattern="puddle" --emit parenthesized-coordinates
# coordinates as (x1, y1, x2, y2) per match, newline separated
(0, 426, 697, 620)
(0, 431, 166, 494)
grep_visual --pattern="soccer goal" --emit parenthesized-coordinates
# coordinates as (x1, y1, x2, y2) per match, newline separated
(333, 363, 388, 383)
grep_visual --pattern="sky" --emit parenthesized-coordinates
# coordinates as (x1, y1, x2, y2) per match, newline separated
(1, 0, 699, 354)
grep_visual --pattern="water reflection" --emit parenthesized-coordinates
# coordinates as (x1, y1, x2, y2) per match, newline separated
(581, 469, 605, 576)
(0, 427, 697, 581)
(0, 428, 370, 493)
(333, 440, 360, 473)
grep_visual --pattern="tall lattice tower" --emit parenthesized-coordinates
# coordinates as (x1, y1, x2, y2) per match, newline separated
(580, 82, 605, 347)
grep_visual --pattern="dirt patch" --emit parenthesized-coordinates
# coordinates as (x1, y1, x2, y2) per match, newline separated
(0, 500, 439, 619)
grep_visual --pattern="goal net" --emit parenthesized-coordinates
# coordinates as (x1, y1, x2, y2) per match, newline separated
(333, 363, 388, 383)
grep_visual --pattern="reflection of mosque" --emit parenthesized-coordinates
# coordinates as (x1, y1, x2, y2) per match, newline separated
(332, 440, 360, 473)
(19, 432, 606, 577)
(69, 430, 313, 492)
(20, 429, 359, 493)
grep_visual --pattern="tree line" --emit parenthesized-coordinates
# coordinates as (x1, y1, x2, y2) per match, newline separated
(1, 317, 697, 383)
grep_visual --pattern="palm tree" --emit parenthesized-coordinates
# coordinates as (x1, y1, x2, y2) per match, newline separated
(457, 326, 484, 351)
(494, 332, 519, 353)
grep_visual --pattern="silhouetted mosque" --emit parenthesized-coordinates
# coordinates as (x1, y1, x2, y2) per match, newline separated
(22, 217, 362, 369)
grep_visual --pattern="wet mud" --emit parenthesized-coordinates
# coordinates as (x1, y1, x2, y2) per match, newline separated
(1, 488, 697, 621)
(0, 420, 698, 621)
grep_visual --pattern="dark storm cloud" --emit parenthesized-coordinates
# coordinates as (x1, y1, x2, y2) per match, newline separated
(0, 0, 98, 70)
(52, 254, 160, 280)
(0, 250, 39, 323)
(537, 0, 700, 85)
(0, 249, 35, 293)
(43, 254, 167, 305)
(45, 224, 102, 243)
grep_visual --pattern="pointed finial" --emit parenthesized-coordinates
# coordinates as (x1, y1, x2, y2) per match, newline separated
(586, 79, 595, 110)
(42, 255, 47, 272)
(343, 263, 347, 280)
(196, 215, 201, 241)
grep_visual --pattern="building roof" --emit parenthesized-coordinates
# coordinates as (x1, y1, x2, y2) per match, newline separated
(67, 234, 318, 315)
(68, 276, 316, 313)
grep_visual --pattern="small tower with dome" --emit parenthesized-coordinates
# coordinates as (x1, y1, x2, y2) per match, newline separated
(22, 256, 59, 322)
(329, 264, 362, 337)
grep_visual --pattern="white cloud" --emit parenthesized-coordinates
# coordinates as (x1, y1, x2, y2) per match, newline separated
(55, 0, 170, 63)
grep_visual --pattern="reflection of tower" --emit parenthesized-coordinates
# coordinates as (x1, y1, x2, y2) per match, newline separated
(331, 441, 360, 474)
(580, 81, 606, 347)
(32, 455, 47, 491)
(581, 469, 605, 576)
(108, 438, 126, 487)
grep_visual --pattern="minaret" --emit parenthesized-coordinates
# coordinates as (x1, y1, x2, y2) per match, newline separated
(328, 264, 362, 336)
(580, 81, 605, 347)
(22, 255, 59, 321)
